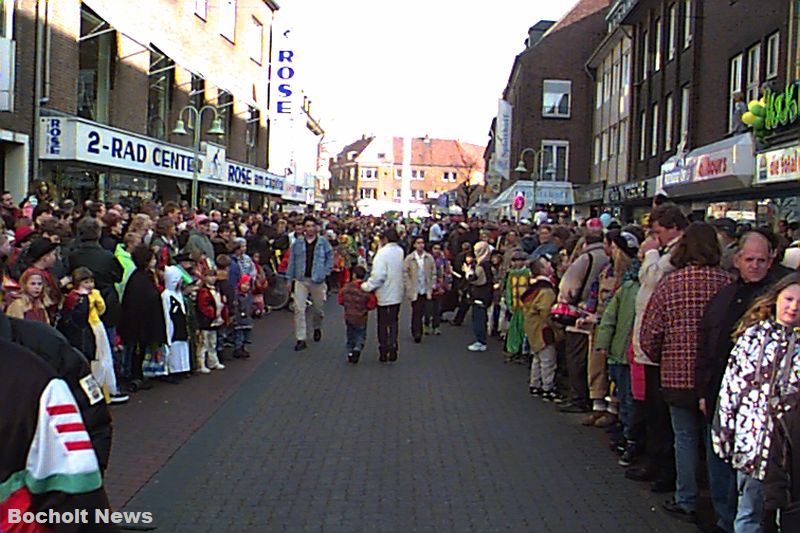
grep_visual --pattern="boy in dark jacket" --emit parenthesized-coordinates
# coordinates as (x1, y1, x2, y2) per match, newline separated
(230, 274, 253, 359)
(337, 265, 377, 364)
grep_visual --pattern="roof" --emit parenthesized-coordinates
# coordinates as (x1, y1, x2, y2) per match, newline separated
(334, 136, 373, 163)
(391, 137, 485, 170)
(543, 0, 611, 37)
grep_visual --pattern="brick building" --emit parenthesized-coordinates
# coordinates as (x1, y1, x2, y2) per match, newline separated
(492, 0, 611, 219)
(11, 0, 299, 211)
(328, 135, 484, 214)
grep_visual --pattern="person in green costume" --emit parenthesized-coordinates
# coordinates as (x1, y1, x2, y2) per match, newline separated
(504, 250, 532, 361)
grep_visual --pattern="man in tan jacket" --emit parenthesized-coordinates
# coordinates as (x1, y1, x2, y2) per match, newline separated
(403, 237, 436, 343)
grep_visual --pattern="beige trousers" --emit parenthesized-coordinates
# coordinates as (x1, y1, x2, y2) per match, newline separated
(293, 279, 327, 341)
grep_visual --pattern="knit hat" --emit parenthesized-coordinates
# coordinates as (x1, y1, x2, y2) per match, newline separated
(238, 274, 252, 290)
(611, 231, 640, 258)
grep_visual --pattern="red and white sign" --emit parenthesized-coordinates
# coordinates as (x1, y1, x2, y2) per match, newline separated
(756, 146, 800, 184)
(512, 192, 525, 211)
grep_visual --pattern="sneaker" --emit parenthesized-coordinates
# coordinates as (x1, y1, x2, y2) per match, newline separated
(210, 363, 226, 370)
(351, 350, 360, 364)
(346, 352, 355, 364)
(108, 393, 130, 404)
(661, 500, 696, 523)
(467, 342, 487, 352)
(388, 349, 398, 362)
(294, 340, 307, 351)
(552, 392, 567, 404)
(542, 390, 558, 402)
(529, 386, 543, 396)
(197, 367, 211, 375)
(313, 329, 322, 342)
(433, 327, 441, 335)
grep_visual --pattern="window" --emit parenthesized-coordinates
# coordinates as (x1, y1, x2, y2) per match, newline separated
(246, 106, 259, 164)
(639, 110, 647, 161)
(542, 80, 572, 117)
(194, 0, 207, 20)
(190, 74, 205, 110)
(601, 131, 609, 161)
(766, 33, 780, 79)
(651, 104, 659, 156)
(680, 85, 690, 145)
(746, 44, 761, 102)
(621, 52, 631, 113)
(729, 54, 743, 132)
(683, 0, 692, 48)
(250, 17, 263, 64)
(219, 0, 236, 42)
(377, 152, 386, 159)
(619, 120, 627, 155)
(654, 18, 662, 71)
(595, 80, 603, 108)
(612, 59, 620, 92)
(0, 0, 14, 38)
(359, 188, 376, 200)
(78, 6, 114, 123)
(641, 29, 649, 80)
(147, 49, 174, 140)
(609, 125, 617, 157)
(664, 94, 674, 151)
(393, 189, 401, 199)
(349, 167, 355, 181)
(442, 171, 457, 182)
(603, 68, 612, 102)
(217, 90, 233, 145)
(410, 169, 425, 180)
(540, 141, 569, 181)
(395, 168, 402, 179)
(594, 136, 601, 165)
(360, 168, 376, 180)
(668, 4, 677, 60)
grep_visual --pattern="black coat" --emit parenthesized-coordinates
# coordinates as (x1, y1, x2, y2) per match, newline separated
(67, 240, 123, 328)
(696, 265, 791, 420)
(764, 397, 800, 531)
(0, 311, 113, 470)
(118, 269, 166, 347)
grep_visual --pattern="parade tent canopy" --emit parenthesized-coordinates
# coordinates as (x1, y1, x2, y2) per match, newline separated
(356, 199, 430, 218)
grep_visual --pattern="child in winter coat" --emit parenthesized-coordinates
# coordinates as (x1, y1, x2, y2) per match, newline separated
(230, 274, 253, 359)
(522, 256, 558, 400)
(62, 266, 125, 403)
(195, 268, 226, 374)
(337, 265, 377, 364)
(161, 265, 191, 377)
(6, 268, 50, 324)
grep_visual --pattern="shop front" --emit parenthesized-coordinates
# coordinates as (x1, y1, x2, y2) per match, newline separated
(39, 115, 284, 209)
(488, 179, 574, 222)
(605, 177, 659, 224)
(751, 144, 800, 224)
(572, 182, 604, 221)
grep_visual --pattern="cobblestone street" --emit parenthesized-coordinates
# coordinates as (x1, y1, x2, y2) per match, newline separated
(115, 303, 694, 533)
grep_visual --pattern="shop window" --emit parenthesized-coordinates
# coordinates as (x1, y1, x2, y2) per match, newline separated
(78, 6, 114, 123)
(766, 32, 779, 80)
(220, 0, 236, 43)
(147, 48, 174, 140)
(246, 106, 259, 164)
(542, 80, 571, 118)
(251, 17, 263, 64)
(654, 18, 662, 71)
(664, 94, 674, 151)
(746, 44, 761, 103)
(540, 141, 568, 181)
(668, 4, 677, 61)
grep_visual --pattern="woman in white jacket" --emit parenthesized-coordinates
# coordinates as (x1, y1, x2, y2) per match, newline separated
(362, 228, 405, 362)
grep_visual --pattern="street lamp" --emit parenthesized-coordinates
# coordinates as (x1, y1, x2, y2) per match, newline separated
(172, 104, 225, 209)
(515, 147, 545, 216)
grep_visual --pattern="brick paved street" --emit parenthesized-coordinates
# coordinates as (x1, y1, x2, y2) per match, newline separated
(120, 302, 694, 533)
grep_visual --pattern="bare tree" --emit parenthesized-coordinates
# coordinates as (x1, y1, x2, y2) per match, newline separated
(453, 142, 484, 218)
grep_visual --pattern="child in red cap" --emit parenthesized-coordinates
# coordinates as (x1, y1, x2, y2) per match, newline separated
(230, 274, 253, 358)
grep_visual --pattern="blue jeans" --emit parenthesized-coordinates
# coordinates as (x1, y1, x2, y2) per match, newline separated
(346, 322, 367, 353)
(608, 364, 633, 440)
(232, 328, 251, 351)
(669, 404, 702, 512)
(471, 303, 487, 344)
(705, 427, 737, 533)
(120, 343, 134, 379)
(735, 471, 764, 533)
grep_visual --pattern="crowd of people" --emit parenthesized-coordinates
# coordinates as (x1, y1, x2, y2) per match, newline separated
(4, 188, 800, 532)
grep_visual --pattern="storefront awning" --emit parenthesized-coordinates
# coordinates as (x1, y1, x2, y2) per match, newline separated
(489, 180, 575, 208)
(658, 133, 755, 198)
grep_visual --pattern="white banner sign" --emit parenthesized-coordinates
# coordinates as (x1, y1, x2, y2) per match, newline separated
(756, 146, 800, 184)
(39, 117, 285, 195)
(493, 99, 512, 181)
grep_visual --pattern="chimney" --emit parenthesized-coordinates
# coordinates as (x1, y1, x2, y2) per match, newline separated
(423, 134, 430, 144)
(526, 20, 555, 49)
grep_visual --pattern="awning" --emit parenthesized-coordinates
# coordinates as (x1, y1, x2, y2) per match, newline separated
(489, 180, 575, 208)
(85, 1, 259, 109)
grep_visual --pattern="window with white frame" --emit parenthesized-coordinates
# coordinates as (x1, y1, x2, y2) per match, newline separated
(654, 18, 662, 71)
(411, 169, 425, 180)
(668, 4, 677, 60)
(250, 17, 263, 64)
(393, 189, 401, 199)
(594, 136, 601, 165)
(729, 54, 743, 132)
(665, 94, 674, 151)
(746, 44, 761, 102)
(349, 167, 355, 180)
(601, 131, 609, 161)
(603, 68, 611, 102)
(359, 188, 376, 200)
(442, 171, 457, 182)
(619, 119, 627, 156)
(596, 79, 603, 108)
(219, 0, 236, 42)
(684, 0, 692, 48)
(542, 80, 572, 117)
(651, 103, 659, 156)
(395, 168, 402, 179)
(680, 85, 690, 145)
(642, 29, 649, 80)
(613, 59, 620, 93)
(766, 33, 779, 79)
(195, 0, 207, 20)
(540, 141, 569, 181)
(360, 168, 377, 180)
(639, 110, 647, 161)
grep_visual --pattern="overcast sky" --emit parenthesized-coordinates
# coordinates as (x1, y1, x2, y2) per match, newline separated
(276, 0, 575, 150)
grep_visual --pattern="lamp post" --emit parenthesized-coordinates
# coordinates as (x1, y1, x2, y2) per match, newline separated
(172, 104, 225, 209)
(514, 147, 544, 219)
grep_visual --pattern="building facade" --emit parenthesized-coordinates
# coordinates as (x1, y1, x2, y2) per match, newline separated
(11, 0, 305, 211)
(328, 136, 484, 213)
